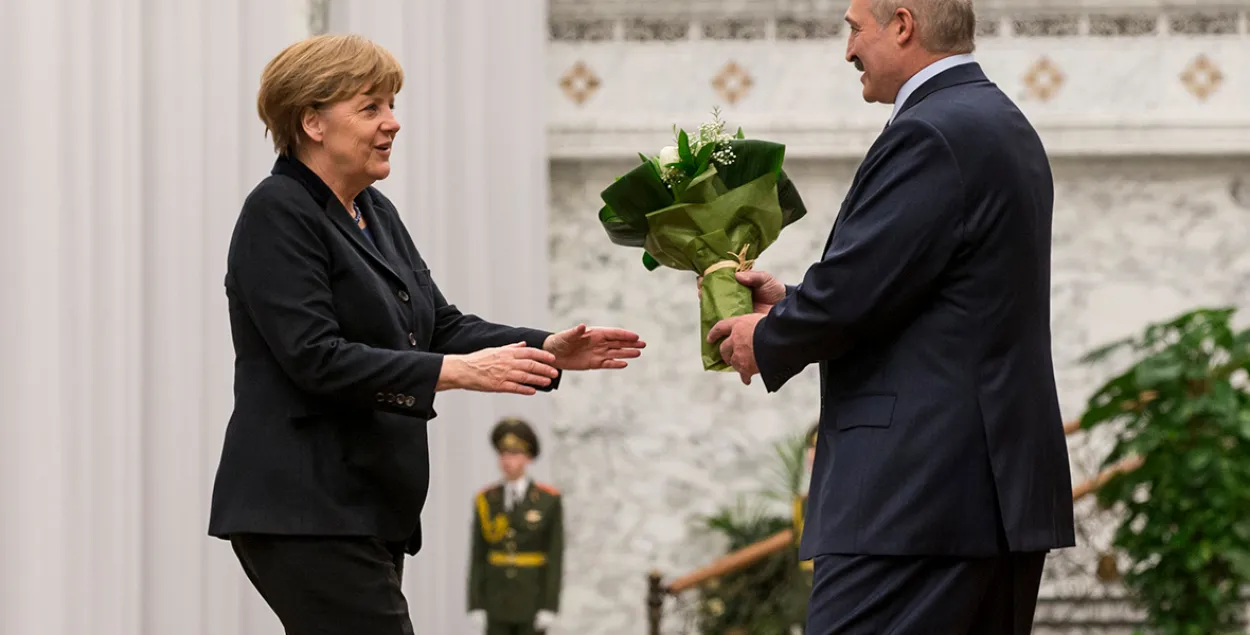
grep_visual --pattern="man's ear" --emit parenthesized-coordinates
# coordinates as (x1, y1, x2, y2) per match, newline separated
(895, 8, 916, 44)
(301, 107, 325, 144)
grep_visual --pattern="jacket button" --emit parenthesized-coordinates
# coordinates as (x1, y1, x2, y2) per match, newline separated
(408, 333, 417, 346)
(405, 396, 415, 407)
(376, 392, 385, 402)
(397, 289, 409, 302)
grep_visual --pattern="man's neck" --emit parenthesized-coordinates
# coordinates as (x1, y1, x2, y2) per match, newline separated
(893, 52, 955, 102)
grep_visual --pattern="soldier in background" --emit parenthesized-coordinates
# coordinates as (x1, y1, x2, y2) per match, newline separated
(793, 423, 819, 574)
(467, 417, 564, 635)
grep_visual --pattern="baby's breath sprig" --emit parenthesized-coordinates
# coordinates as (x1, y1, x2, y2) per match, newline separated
(695, 106, 736, 167)
(655, 107, 743, 188)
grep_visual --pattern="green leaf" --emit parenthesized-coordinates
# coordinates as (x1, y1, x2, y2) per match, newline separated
(695, 140, 716, 174)
(1135, 353, 1186, 386)
(641, 251, 660, 271)
(599, 162, 674, 235)
(735, 126, 745, 139)
(598, 205, 647, 247)
(717, 139, 785, 188)
(1079, 335, 1136, 364)
(678, 129, 695, 165)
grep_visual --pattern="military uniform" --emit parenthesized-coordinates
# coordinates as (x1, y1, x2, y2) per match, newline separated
(468, 419, 564, 635)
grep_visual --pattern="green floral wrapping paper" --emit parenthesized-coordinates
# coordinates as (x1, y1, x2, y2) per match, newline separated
(596, 110, 808, 370)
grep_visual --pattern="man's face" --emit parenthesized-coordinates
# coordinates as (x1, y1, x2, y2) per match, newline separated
(498, 450, 531, 480)
(844, 0, 908, 103)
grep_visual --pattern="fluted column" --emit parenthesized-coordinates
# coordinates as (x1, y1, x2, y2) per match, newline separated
(0, 1, 306, 634)
(327, 1, 552, 632)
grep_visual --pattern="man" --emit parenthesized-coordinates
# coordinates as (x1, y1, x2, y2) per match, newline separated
(705, 0, 1075, 632)
(467, 418, 563, 635)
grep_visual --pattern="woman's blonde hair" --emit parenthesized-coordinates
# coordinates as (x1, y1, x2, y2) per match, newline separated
(257, 34, 404, 156)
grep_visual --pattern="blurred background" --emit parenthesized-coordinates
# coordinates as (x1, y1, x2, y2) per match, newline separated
(2, 0, 1249, 634)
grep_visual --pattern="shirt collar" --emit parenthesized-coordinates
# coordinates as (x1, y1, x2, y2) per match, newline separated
(888, 53, 977, 125)
(507, 476, 530, 495)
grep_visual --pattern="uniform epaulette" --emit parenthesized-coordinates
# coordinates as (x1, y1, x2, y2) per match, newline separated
(535, 482, 560, 496)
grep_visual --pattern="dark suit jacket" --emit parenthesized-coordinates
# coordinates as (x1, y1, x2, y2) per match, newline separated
(755, 63, 1075, 558)
(208, 155, 558, 554)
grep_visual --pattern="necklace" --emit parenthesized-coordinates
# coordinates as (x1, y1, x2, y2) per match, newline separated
(349, 202, 367, 231)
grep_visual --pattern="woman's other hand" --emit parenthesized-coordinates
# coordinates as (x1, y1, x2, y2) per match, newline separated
(542, 324, 646, 370)
(438, 343, 560, 395)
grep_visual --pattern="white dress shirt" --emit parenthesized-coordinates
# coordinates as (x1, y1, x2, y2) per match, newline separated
(887, 53, 976, 126)
(504, 476, 530, 510)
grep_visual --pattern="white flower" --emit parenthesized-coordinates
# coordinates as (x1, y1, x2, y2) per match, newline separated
(658, 145, 681, 167)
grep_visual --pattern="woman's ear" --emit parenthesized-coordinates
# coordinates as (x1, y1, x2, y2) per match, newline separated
(301, 107, 325, 144)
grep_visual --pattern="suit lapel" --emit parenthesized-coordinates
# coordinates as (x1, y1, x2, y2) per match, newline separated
(355, 194, 407, 280)
(271, 155, 404, 284)
(820, 64, 987, 256)
(323, 195, 403, 284)
(895, 62, 987, 120)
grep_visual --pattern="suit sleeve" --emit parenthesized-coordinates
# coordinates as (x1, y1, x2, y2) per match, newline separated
(228, 190, 444, 417)
(541, 496, 564, 613)
(754, 119, 965, 392)
(467, 501, 487, 611)
(424, 275, 561, 392)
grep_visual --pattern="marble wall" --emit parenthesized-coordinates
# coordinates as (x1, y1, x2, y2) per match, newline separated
(543, 156, 1250, 634)
(536, 0, 1250, 631)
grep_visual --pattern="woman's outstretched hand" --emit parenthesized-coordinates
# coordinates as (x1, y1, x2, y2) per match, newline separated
(542, 324, 646, 370)
(438, 343, 560, 395)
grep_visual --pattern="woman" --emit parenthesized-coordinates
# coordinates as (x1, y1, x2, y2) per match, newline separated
(207, 34, 644, 634)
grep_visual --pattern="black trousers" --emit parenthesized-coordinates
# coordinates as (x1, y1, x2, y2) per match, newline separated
(231, 534, 414, 635)
(805, 552, 1047, 635)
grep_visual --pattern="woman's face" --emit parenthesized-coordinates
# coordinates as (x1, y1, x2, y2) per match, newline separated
(303, 88, 400, 185)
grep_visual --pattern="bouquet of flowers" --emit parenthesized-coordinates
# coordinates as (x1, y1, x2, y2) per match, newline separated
(596, 108, 808, 371)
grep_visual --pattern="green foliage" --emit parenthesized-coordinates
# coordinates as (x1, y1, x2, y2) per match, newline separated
(1078, 307, 1250, 634)
(761, 430, 813, 504)
(693, 433, 813, 634)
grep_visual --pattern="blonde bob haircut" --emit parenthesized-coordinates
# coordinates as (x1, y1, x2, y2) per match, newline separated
(257, 34, 404, 156)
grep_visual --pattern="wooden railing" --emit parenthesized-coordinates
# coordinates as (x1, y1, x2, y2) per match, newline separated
(644, 418, 1143, 635)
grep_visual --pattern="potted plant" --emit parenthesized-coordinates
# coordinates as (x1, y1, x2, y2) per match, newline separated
(693, 432, 812, 634)
(1078, 307, 1250, 634)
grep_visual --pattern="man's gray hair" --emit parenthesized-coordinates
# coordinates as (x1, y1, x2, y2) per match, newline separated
(871, 0, 976, 54)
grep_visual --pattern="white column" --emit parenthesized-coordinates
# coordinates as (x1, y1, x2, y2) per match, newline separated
(329, 1, 551, 632)
(0, 1, 306, 635)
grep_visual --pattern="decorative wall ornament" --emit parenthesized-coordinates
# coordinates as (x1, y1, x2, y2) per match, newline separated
(711, 61, 754, 105)
(1088, 13, 1158, 37)
(702, 18, 768, 40)
(776, 17, 840, 39)
(559, 61, 602, 106)
(549, 8, 1250, 41)
(1013, 14, 1082, 37)
(622, 18, 689, 41)
(1023, 56, 1065, 102)
(1180, 54, 1224, 101)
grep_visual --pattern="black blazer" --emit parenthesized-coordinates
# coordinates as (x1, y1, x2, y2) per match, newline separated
(208, 155, 557, 554)
(756, 64, 1075, 558)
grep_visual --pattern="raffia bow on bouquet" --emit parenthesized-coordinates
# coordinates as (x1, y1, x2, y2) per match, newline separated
(596, 108, 808, 371)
